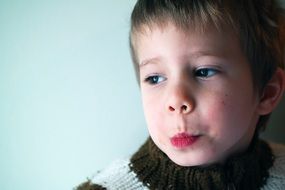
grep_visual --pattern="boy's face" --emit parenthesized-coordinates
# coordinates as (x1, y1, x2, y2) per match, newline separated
(134, 22, 262, 166)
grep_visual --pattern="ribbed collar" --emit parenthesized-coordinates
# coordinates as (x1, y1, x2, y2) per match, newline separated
(130, 136, 274, 190)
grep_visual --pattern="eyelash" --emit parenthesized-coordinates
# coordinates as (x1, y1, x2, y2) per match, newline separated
(194, 68, 219, 78)
(143, 68, 219, 85)
(144, 75, 166, 85)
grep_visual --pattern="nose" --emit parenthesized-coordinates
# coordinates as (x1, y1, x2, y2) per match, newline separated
(166, 84, 194, 115)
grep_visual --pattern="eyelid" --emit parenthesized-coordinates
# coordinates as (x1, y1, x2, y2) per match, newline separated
(194, 66, 221, 78)
(195, 65, 221, 70)
(143, 74, 166, 85)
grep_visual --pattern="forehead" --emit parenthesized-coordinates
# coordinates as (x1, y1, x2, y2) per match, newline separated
(132, 22, 243, 65)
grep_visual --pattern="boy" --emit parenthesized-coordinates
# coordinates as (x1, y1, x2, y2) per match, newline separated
(77, 0, 285, 189)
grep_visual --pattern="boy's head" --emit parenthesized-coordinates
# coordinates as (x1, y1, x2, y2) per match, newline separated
(129, 0, 285, 166)
(130, 0, 285, 131)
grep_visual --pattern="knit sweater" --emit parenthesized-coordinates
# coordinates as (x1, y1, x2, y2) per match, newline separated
(76, 138, 285, 190)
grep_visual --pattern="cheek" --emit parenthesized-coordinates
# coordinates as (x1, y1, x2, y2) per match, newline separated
(142, 92, 170, 144)
(202, 93, 230, 121)
(203, 91, 256, 137)
(142, 94, 163, 128)
(200, 92, 238, 136)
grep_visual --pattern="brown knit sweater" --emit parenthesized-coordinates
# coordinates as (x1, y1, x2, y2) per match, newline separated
(76, 137, 277, 190)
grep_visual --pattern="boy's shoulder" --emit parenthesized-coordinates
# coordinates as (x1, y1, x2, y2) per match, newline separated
(262, 141, 285, 190)
(268, 141, 285, 167)
(269, 141, 285, 157)
(87, 158, 148, 190)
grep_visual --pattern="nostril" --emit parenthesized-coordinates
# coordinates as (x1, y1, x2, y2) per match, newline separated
(181, 105, 188, 111)
(168, 103, 192, 113)
(169, 106, 175, 111)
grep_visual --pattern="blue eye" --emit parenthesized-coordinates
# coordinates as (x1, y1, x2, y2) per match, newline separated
(144, 75, 166, 85)
(195, 68, 218, 78)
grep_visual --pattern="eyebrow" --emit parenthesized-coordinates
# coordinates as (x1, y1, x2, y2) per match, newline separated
(139, 51, 219, 68)
(139, 57, 161, 68)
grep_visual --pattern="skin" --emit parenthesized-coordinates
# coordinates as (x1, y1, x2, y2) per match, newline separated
(133, 22, 265, 166)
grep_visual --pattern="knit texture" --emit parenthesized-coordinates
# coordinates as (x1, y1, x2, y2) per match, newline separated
(75, 139, 285, 190)
(262, 142, 285, 189)
(130, 137, 273, 190)
(76, 180, 106, 190)
(78, 159, 148, 190)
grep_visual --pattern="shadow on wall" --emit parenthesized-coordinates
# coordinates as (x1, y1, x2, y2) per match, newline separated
(261, 96, 285, 144)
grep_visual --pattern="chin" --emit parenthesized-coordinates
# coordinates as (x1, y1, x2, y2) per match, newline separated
(167, 152, 217, 167)
(167, 154, 199, 167)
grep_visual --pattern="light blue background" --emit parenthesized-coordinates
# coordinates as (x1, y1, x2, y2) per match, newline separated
(0, 1, 284, 190)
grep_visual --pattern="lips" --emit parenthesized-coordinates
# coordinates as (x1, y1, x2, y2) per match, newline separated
(170, 133, 200, 148)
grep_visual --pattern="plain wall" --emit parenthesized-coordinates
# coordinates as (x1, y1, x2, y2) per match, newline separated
(0, 1, 284, 190)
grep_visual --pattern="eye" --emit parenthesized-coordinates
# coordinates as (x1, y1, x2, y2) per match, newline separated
(195, 68, 218, 78)
(144, 75, 166, 85)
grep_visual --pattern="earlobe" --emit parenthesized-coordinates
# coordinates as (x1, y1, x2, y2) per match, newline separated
(257, 68, 285, 115)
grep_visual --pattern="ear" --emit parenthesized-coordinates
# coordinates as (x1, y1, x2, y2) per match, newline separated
(257, 68, 285, 115)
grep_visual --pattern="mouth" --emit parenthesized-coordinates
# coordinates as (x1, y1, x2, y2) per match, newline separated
(170, 133, 200, 149)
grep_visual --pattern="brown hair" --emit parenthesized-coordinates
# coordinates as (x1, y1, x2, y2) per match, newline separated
(129, 0, 285, 131)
